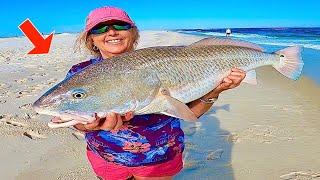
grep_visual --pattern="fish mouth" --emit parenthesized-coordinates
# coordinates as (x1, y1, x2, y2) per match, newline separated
(52, 111, 95, 123)
(33, 105, 95, 125)
(47, 112, 96, 128)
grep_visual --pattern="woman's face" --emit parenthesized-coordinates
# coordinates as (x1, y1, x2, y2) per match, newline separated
(90, 21, 134, 59)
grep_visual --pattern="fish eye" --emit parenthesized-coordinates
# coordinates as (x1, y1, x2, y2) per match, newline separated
(280, 54, 285, 57)
(72, 92, 86, 99)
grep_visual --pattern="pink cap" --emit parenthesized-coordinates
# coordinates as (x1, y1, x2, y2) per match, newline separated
(85, 6, 135, 32)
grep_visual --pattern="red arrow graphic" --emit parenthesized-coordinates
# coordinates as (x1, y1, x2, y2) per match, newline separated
(19, 19, 54, 54)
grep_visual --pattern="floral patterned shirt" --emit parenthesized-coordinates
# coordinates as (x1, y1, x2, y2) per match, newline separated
(66, 57, 185, 167)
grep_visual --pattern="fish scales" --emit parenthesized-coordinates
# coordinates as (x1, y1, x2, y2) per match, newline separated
(92, 46, 275, 98)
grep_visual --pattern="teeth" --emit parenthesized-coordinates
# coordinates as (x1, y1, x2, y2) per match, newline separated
(107, 39, 121, 43)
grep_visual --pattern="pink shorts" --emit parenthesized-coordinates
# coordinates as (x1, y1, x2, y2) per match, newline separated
(86, 150, 183, 180)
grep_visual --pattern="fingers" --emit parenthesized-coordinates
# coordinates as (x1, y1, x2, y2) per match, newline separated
(227, 75, 244, 81)
(216, 68, 246, 91)
(230, 68, 246, 79)
(228, 68, 246, 83)
(81, 112, 133, 131)
(100, 112, 118, 131)
(123, 111, 134, 121)
(83, 115, 101, 131)
(222, 77, 232, 84)
(231, 68, 246, 73)
(114, 114, 124, 130)
(229, 71, 245, 77)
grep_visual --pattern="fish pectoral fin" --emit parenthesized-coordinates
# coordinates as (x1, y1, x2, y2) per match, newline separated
(242, 70, 257, 85)
(189, 37, 264, 52)
(159, 95, 198, 122)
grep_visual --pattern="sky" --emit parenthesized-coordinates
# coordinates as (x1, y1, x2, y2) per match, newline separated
(1, 0, 320, 37)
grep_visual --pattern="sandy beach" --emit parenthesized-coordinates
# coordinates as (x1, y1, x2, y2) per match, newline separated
(0, 31, 319, 180)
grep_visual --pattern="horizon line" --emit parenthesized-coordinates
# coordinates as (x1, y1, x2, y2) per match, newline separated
(1, 26, 319, 38)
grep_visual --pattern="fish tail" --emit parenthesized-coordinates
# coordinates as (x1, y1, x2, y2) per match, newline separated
(273, 46, 304, 80)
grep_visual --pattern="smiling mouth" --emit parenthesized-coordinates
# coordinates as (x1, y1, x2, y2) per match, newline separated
(106, 39, 122, 44)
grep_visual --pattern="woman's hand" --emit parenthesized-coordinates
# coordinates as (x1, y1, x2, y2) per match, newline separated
(214, 68, 246, 94)
(81, 112, 134, 131)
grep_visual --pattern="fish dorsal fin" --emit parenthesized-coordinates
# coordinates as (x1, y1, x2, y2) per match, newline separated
(242, 70, 257, 85)
(189, 37, 264, 52)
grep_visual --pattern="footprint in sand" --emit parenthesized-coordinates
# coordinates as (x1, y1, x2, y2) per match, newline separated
(57, 166, 93, 180)
(1, 114, 28, 127)
(184, 142, 198, 151)
(183, 122, 203, 136)
(183, 160, 203, 170)
(0, 82, 11, 97)
(0, 114, 4, 122)
(30, 72, 48, 77)
(18, 103, 40, 119)
(28, 84, 48, 93)
(0, 54, 11, 62)
(15, 90, 33, 98)
(227, 133, 239, 143)
(16, 79, 57, 97)
(206, 149, 224, 160)
(280, 171, 320, 179)
(23, 129, 47, 139)
(18, 103, 33, 110)
(0, 52, 4, 59)
(230, 125, 293, 144)
(46, 78, 58, 86)
(0, 90, 9, 98)
(183, 152, 206, 170)
(26, 78, 58, 94)
(260, 104, 304, 115)
(5, 120, 28, 127)
(183, 126, 197, 136)
(14, 77, 34, 84)
(23, 112, 39, 120)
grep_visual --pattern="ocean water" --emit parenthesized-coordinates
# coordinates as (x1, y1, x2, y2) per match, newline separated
(176, 28, 320, 85)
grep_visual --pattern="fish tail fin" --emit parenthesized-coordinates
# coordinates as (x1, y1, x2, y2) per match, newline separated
(273, 46, 304, 80)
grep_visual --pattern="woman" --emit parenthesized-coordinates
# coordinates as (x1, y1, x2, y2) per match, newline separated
(57, 6, 246, 180)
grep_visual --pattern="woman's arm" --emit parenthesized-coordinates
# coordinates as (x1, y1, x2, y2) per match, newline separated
(188, 68, 246, 118)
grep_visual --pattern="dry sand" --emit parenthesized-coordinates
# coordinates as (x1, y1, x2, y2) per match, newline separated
(0, 31, 319, 180)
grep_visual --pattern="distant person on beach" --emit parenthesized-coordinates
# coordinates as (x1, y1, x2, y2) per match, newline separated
(52, 6, 246, 180)
(226, 28, 231, 37)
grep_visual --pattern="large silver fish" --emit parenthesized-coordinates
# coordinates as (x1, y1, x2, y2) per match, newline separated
(33, 38, 303, 128)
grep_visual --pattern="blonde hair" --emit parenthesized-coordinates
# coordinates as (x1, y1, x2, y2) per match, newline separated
(74, 27, 140, 57)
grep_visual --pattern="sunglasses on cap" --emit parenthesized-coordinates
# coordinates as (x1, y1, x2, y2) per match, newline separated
(90, 22, 132, 35)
